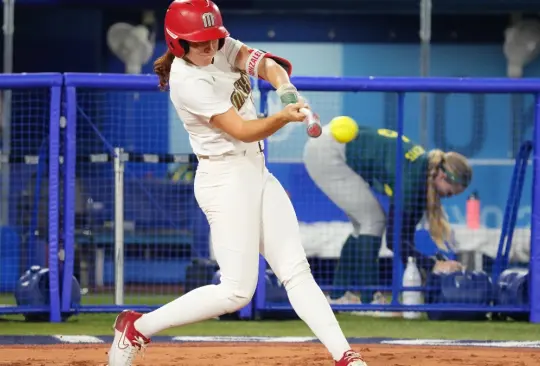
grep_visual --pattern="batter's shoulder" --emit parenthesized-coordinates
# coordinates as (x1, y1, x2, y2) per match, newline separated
(171, 58, 216, 82)
(169, 72, 221, 109)
(171, 71, 216, 94)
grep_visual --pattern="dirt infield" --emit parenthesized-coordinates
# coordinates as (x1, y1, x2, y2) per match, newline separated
(0, 342, 538, 365)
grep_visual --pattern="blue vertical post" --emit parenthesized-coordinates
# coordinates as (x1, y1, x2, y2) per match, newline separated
(530, 93, 540, 323)
(48, 85, 61, 323)
(391, 92, 405, 306)
(61, 86, 77, 313)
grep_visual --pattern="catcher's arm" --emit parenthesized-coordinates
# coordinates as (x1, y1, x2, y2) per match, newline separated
(386, 205, 463, 275)
(386, 204, 437, 275)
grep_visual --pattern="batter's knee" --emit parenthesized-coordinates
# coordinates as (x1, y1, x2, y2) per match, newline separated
(278, 258, 313, 292)
(215, 278, 257, 314)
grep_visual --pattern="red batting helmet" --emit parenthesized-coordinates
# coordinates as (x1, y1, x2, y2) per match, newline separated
(164, 0, 230, 58)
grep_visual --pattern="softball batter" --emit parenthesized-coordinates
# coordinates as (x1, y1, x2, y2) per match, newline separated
(107, 1, 367, 365)
(303, 120, 472, 308)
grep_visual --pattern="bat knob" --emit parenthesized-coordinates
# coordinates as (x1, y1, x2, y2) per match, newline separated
(307, 122, 322, 138)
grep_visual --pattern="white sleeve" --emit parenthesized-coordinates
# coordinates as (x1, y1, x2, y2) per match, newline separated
(178, 76, 233, 123)
(220, 36, 245, 67)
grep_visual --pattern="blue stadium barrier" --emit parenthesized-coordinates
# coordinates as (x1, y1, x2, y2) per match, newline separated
(0, 73, 62, 322)
(5, 73, 534, 323)
(258, 76, 540, 323)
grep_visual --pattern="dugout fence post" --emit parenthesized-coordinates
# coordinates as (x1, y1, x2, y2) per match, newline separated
(531, 93, 540, 323)
(1, 0, 15, 228)
(391, 92, 406, 307)
(256, 76, 539, 320)
(0, 73, 62, 322)
(48, 81, 62, 323)
(62, 85, 77, 314)
(114, 147, 125, 306)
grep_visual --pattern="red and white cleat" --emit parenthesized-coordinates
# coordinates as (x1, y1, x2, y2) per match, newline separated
(335, 350, 368, 366)
(107, 310, 151, 366)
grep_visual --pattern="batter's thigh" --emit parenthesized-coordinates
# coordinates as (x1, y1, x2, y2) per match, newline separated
(259, 171, 309, 286)
(194, 157, 263, 299)
(303, 134, 386, 237)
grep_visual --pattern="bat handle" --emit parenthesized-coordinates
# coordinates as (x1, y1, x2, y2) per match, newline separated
(300, 107, 322, 138)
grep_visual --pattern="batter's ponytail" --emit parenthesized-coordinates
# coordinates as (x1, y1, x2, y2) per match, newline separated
(154, 50, 175, 91)
(426, 149, 451, 250)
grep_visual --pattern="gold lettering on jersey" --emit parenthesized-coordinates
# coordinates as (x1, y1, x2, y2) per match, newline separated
(230, 71, 252, 111)
(405, 145, 426, 162)
(377, 128, 411, 143)
(384, 184, 394, 197)
(376, 128, 425, 162)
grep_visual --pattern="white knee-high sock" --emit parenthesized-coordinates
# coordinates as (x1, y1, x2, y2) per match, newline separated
(286, 273, 350, 361)
(133, 284, 241, 337)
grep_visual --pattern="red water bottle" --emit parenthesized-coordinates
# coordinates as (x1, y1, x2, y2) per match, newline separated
(466, 191, 480, 229)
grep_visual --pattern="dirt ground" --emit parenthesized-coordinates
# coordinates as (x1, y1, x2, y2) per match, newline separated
(0, 342, 538, 366)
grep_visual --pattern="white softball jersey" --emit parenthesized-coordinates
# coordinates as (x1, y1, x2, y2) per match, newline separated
(169, 37, 264, 156)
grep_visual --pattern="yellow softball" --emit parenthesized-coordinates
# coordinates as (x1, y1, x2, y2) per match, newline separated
(329, 116, 359, 143)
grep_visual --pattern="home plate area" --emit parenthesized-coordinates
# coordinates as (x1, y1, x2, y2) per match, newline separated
(0, 337, 539, 365)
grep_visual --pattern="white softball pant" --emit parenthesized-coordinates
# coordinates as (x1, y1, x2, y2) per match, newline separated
(303, 125, 386, 238)
(194, 150, 311, 312)
(134, 148, 353, 360)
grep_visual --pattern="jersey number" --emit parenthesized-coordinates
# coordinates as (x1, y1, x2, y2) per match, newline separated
(376, 128, 425, 162)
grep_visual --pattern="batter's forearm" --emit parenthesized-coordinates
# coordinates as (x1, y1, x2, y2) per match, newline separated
(258, 59, 291, 90)
(238, 114, 288, 142)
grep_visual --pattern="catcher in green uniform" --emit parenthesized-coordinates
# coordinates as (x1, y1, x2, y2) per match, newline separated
(303, 120, 472, 310)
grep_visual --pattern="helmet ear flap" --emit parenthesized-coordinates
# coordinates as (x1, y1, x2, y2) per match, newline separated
(166, 38, 188, 58)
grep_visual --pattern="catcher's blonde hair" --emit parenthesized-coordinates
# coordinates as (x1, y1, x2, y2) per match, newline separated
(426, 150, 471, 250)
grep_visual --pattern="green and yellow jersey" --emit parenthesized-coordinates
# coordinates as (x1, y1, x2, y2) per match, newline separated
(345, 126, 436, 271)
(345, 126, 428, 209)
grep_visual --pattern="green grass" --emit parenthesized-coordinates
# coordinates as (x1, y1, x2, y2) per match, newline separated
(0, 313, 539, 341)
(1, 293, 539, 341)
(0, 293, 174, 307)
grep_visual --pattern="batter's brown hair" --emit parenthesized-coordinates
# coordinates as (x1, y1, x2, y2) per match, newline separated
(426, 150, 472, 250)
(154, 49, 175, 91)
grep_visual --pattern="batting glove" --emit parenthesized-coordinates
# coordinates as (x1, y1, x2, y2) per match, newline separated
(276, 83, 301, 106)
